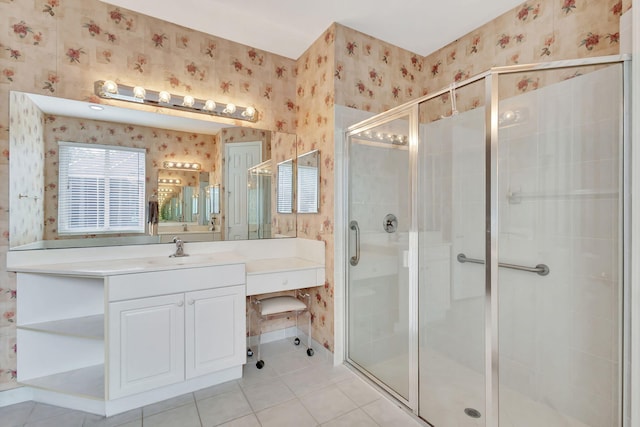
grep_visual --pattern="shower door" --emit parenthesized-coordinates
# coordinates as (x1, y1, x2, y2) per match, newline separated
(346, 112, 415, 405)
(417, 80, 487, 426)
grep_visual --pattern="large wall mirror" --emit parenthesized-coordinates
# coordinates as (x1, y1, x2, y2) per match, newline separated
(9, 91, 297, 250)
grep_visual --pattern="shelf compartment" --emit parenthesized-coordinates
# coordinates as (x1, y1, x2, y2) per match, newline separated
(18, 314, 104, 339)
(19, 364, 104, 399)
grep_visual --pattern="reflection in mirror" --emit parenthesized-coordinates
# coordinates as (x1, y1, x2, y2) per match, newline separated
(9, 91, 297, 250)
(276, 159, 293, 214)
(209, 184, 221, 215)
(297, 150, 320, 214)
(248, 160, 272, 239)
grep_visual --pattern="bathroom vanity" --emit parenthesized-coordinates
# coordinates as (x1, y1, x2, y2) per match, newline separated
(7, 238, 325, 416)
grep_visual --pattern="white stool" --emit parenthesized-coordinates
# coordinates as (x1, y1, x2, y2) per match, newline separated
(247, 291, 314, 369)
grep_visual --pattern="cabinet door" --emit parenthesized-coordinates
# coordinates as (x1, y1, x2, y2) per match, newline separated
(185, 286, 246, 378)
(108, 294, 185, 399)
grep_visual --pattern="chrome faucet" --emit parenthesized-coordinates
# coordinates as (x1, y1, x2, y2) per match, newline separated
(182, 223, 188, 231)
(170, 236, 188, 257)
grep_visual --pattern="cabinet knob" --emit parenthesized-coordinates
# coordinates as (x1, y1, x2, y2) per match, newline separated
(177, 300, 184, 307)
(187, 299, 195, 305)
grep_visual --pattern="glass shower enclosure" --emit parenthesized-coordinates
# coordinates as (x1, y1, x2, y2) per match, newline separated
(345, 55, 629, 427)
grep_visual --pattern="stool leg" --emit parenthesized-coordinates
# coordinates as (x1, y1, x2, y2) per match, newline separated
(256, 311, 264, 369)
(306, 293, 314, 357)
(247, 297, 253, 357)
(294, 310, 300, 346)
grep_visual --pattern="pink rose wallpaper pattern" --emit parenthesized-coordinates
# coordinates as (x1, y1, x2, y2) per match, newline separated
(0, 0, 627, 390)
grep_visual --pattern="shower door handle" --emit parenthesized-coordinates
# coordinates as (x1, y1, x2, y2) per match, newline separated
(349, 220, 360, 266)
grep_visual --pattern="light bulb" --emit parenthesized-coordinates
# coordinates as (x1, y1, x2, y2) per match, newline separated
(166, 162, 175, 168)
(183, 163, 191, 168)
(191, 163, 200, 169)
(175, 162, 183, 168)
(243, 106, 256, 118)
(158, 91, 171, 103)
(182, 95, 195, 107)
(224, 103, 236, 114)
(102, 80, 118, 94)
(203, 100, 216, 111)
(133, 86, 146, 99)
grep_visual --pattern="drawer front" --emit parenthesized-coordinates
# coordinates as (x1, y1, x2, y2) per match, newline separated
(107, 264, 245, 301)
(246, 268, 320, 296)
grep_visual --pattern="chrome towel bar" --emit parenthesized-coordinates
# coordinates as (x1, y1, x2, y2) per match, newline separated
(456, 253, 550, 276)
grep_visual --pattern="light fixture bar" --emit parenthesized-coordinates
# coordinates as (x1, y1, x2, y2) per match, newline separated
(158, 178, 182, 185)
(94, 80, 258, 122)
(163, 161, 201, 171)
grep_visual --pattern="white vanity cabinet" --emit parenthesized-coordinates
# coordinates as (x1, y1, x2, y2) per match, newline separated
(14, 262, 246, 415)
(108, 285, 246, 399)
(8, 238, 326, 416)
(107, 265, 246, 400)
(184, 286, 246, 379)
(108, 294, 186, 399)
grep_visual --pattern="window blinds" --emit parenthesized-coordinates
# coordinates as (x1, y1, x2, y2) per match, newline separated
(276, 161, 293, 214)
(58, 142, 146, 234)
(297, 165, 318, 213)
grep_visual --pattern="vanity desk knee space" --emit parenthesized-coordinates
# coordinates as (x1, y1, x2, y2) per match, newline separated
(6, 238, 325, 416)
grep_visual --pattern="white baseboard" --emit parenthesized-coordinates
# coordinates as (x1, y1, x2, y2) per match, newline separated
(0, 386, 33, 407)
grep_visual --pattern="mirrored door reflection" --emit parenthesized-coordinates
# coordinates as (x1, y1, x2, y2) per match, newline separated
(248, 160, 272, 239)
(347, 115, 411, 401)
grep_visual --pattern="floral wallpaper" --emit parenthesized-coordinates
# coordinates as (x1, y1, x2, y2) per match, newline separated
(0, 0, 296, 391)
(0, 0, 628, 391)
(41, 114, 217, 240)
(295, 25, 337, 351)
(8, 92, 44, 247)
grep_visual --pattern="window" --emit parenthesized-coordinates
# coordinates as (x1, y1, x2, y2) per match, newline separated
(276, 159, 293, 213)
(297, 165, 318, 213)
(58, 142, 146, 234)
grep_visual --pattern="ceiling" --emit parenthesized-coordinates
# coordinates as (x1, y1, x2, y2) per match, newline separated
(100, 0, 525, 59)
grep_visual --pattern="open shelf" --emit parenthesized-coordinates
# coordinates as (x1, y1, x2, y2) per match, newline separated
(18, 314, 104, 339)
(20, 364, 104, 399)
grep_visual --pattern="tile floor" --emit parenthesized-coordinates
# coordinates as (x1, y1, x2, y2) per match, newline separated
(0, 339, 425, 427)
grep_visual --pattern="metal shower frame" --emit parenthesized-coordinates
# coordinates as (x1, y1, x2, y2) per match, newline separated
(343, 54, 631, 427)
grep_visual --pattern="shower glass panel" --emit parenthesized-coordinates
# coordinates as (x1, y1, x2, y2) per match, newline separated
(418, 80, 486, 426)
(496, 64, 623, 427)
(347, 114, 412, 401)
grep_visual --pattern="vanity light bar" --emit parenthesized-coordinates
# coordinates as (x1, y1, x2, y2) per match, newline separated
(163, 161, 201, 171)
(158, 178, 182, 185)
(94, 80, 258, 123)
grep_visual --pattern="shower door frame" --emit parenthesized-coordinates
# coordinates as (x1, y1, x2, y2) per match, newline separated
(343, 54, 631, 426)
(344, 105, 420, 411)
